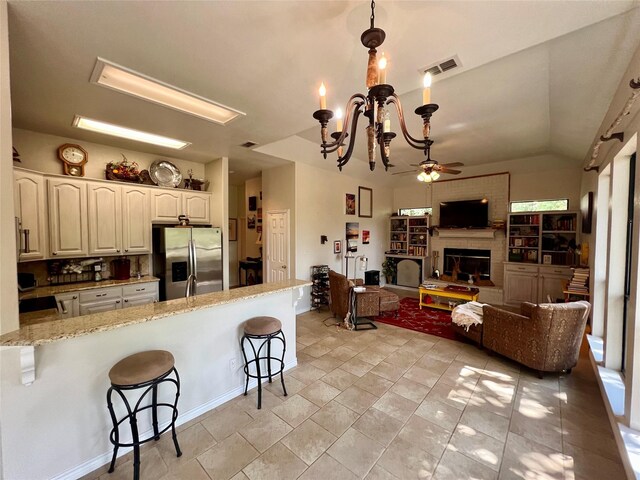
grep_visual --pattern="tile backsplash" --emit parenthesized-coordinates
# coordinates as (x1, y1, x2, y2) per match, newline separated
(18, 255, 151, 287)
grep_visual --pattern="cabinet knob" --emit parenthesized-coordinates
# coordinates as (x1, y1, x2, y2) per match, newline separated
(125, 249, 129, 252)
(72, 295, 77, 299)
(124, 299, 128, 303)
(52, 252, 57, 256)
(116, 300, 120, 304)
(117, 249, 120, 253)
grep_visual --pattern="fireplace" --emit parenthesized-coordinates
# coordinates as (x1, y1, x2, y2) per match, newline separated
(443, 248, 491, 281)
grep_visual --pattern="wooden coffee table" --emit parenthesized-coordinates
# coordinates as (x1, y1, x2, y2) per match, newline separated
(419, 285, 479, 311)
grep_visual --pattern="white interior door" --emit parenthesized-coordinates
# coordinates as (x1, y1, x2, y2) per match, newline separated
(266, 210, 290, 282)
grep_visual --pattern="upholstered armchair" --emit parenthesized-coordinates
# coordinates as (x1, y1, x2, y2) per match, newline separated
(328, 270, 380, 320)
(482, 300, 590, 376)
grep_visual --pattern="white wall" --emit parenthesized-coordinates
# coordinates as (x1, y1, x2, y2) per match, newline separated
(295, 162, 394, 312)
(13, 128, 206, 183)
(205, 157, 229, 289)
(263, 163, 296, 280)
(511, 167, 582, 208)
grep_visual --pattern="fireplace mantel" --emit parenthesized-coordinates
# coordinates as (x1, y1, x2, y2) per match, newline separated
(437, 228, 496, 239)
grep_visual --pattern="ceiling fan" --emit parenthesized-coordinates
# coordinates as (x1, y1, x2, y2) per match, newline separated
(393, 144, 463, 182)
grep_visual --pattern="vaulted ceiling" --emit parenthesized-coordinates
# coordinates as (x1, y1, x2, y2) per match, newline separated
(7, 1, 640, 185)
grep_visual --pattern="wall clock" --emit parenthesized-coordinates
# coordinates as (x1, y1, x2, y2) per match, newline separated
(57, 143, 88, 177)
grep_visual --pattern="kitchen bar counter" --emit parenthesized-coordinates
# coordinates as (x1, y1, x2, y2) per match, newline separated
(18, 275, 160, 300)
(2, 279, 310, 346)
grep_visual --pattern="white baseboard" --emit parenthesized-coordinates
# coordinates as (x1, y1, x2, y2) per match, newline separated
(52, 360, 298, 480)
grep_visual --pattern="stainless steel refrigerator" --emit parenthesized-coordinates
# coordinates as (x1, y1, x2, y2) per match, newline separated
(152, 226, 222, 300)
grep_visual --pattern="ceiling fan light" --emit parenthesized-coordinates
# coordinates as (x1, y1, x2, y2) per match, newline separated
(417, 172, 428, 182)
(431, 171, 440, 180)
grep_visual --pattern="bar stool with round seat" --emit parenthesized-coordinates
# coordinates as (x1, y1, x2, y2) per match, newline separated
(106, 350, 182, 480)
(241, 316, 288, 409)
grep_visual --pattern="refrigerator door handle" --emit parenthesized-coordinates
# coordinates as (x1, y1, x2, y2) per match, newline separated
(191, 239, 198, 295)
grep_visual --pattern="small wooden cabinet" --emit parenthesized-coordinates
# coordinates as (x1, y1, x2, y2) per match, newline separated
(14, 170, 48, 261)
(48, 177, 89, 258)
(503, 264, 572, 305)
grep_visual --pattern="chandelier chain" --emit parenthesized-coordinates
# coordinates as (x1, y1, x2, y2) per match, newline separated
(370, 0, 375, 29)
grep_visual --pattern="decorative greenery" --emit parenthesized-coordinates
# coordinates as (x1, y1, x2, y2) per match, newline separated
(106, 154, 140, 180)
(382, 259, 396, 278)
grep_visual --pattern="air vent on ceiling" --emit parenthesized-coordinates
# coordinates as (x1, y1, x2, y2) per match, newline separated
(418, 54, 462, 77)
(240, 141, 257, 148)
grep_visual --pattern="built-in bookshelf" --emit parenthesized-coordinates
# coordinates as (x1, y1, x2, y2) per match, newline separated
(507, 211, 578, 266)
(388, 215, 429, 257)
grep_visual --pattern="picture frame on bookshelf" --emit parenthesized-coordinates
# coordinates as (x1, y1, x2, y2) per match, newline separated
(514, 238, 523, 247)
(543, 254, 552, 264)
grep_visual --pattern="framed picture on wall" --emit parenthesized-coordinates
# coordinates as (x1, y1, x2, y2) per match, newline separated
(248, 215, 256, 229)
(229, 218, 237, 241)
(362, 230, 370, 244)
(346, 193, 356, 215)
(333, 240, 342, 254)
(358, 186, 372, 218)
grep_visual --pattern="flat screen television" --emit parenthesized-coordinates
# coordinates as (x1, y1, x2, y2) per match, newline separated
(439, 199, 489, 228)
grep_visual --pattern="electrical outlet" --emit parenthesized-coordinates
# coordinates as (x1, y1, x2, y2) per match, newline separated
(229, 357, 238, 371)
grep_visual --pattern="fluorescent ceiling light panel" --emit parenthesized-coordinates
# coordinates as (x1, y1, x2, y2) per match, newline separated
(73, 116, 190, 149)
(90, 58, 245, 125)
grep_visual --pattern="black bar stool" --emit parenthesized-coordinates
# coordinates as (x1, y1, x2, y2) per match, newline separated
(241, 316, 288, 409)
(106, 350, 182, 480)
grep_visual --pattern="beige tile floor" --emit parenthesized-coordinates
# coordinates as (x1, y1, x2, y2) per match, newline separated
(85, 309, 626, 480)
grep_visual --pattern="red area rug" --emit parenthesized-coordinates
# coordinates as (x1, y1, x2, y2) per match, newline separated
(375, 297, 455, 340)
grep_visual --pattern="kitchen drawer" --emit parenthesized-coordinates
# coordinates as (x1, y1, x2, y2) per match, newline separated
(123, 294, 157, 307)
(79, 286, 122, 303)
(504, 263, 538, 274)
(122, 282, 158, 298)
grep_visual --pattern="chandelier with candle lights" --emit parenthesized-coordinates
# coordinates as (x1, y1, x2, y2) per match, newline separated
(312, 0, 438, 172)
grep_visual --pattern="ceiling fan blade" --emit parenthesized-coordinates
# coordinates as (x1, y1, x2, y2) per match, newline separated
(392, 170, 417, 176)
(441, 162, 464, 168)
(440, 168, 462, 174)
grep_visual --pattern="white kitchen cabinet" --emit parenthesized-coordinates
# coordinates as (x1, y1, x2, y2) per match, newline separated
(122, 186, 151, 253)
(123, 294, 157, 307)
(78, 286, 123, 315)
(122, 282, 158, 307)
(48, 178, 89, 257)
(151, 189, 211, 224)
(55, 292, 79, 318)
(14, 170, 48, 261)
(538, 266, 572, 303)
(88, 182, 122, 255)
(151, 190, 182, 222)
(183, 192, 210, 224)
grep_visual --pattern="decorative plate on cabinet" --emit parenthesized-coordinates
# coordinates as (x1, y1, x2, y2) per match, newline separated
(149, 160, 182, 187)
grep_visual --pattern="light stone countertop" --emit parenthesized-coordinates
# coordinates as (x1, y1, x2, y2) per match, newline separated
(19, 276, 160, 300)
(2, 279, 311, 347)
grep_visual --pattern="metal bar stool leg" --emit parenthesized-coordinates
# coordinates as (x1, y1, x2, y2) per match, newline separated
(241, 336, 250, 396)
(279, 331, 288, 397)
(171, 368, 182, 457)
(106, 388, 119, 474)
(267, 336, 273, 383)
(152, 383, 160, 441)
